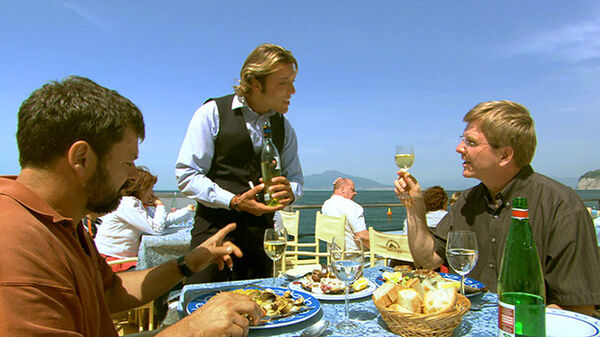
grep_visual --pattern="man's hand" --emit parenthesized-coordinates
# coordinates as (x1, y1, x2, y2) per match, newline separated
(234, 183, 285, 216)
(162, 292, 263, 337)
(394, 170, 423, 207)
(185, 223, 243, 272)
(265, 176, 295, 206)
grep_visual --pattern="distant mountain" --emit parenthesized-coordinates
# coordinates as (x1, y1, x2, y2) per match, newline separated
(304, 170, 391, 190)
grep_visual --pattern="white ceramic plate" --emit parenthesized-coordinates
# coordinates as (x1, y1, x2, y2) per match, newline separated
(288, 279, 377, 301)
(547, 308, 600, 337)
(185, 286, 320, 329)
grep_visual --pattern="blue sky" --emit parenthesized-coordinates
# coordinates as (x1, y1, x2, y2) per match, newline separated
(2, 1, 600, 190)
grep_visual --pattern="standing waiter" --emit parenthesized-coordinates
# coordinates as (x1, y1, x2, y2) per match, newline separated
(175, 43, 304, 283)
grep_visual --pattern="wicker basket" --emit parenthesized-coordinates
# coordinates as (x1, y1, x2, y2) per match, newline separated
(374, 293, 471, 337)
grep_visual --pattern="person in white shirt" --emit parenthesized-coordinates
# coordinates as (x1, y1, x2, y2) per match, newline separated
(95, 167, 194, 271)
(400, 186, 449, 234)
(321, 178, 370, 250)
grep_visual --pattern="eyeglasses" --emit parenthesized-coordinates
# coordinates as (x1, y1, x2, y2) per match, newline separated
(459, 135, 488, 148)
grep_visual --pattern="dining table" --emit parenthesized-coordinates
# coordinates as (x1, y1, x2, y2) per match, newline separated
(175, 267, 499, 336)
(136, 220, 193, 270)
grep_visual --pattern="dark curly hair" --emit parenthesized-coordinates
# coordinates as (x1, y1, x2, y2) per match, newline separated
(424, 186, 448, 212)
(17, 75, 145, 168)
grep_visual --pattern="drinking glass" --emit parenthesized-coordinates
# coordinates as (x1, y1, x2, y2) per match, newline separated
(395, 144, 415, 199)
(263, 227, 287, 286)
(446, 231, 479, 296)
(329, 237, 365, 335)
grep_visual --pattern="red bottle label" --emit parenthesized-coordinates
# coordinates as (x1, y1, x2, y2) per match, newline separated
(498, 301, 515, 337)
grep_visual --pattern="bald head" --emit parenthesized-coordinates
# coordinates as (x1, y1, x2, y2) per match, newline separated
(333, 178, 356, 200)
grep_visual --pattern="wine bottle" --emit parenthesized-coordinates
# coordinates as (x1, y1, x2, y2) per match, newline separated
(497, 197, 546, 337)
(261, 121, 281, 206)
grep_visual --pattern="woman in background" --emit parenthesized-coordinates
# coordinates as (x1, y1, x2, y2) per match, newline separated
(401, 186, 449, 233)
(95, 166, 195, 271)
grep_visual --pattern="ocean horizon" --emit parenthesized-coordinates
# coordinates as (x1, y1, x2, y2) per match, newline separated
(157, 189, 600, 242)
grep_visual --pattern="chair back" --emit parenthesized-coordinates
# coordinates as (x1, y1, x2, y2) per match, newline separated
(280, 211, 346, 274)
(280, 210, 300, 239)
(368, 227, 413, 266)
(315, 211, 346, 251)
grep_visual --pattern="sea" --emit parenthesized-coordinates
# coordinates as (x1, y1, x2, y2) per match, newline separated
(157, 189, 600, 243)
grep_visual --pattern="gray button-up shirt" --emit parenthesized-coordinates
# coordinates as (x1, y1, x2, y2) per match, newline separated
(434, 165, 600, 306)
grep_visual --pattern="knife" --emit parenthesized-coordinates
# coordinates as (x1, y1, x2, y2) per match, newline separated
(259, 306, 315, 324)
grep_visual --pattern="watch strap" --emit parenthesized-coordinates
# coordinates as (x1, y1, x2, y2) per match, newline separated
(177, 256, 194, 278)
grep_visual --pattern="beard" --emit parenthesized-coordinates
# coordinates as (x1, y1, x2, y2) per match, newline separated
(83, 162, 125, 214)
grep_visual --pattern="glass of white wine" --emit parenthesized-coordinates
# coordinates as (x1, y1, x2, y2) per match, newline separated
(263, 227, 287, 286)
(395, 144, 415, 199)
(446, 230, 479, 296)
(329, 237, 365, 335)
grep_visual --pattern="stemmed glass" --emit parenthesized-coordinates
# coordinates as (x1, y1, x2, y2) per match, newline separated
(329, 237, 365, 335)
(395, 144, 415, 199)
(263, 227, 287, 286)
(446, 231, 479, 296)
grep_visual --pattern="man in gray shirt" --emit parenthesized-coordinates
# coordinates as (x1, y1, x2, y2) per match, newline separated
(394, 100, 600, 316)
(175, 43, 303, 282)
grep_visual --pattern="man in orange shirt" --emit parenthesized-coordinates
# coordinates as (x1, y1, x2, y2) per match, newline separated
(0, 76, 262, 336)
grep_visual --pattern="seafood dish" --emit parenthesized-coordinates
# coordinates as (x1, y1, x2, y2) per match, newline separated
(293, 266, 369, 295)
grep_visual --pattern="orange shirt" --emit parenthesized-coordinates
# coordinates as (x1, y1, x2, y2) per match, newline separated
(0, 176, 117, 336)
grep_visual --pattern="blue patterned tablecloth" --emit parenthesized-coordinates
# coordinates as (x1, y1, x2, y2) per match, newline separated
(137, 226, 192, 270)
(177, 268, 498, 336)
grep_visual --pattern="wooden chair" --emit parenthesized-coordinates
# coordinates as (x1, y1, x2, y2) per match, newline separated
(368, 227, 413, 267)
(107, 257, 155, 335)
(279, 210, 300, 265)
(282, 211, 346, 275)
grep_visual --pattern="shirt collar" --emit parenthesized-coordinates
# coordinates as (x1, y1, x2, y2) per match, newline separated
(480, 165, 534, 213)
(232, 94, 278, 118)
(0, 176, 73, 227)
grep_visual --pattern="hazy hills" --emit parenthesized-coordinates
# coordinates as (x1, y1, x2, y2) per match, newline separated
(304, 170, 391, 190)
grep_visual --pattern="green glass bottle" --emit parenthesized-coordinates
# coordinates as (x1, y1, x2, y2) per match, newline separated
(497, 197, 546, 337)
(260, 121, 282, 207)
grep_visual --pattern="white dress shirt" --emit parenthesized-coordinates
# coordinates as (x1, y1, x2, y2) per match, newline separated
(321, 194, 367, 251)
(94, 196, 194, 258)
(175, 95, 303, 209)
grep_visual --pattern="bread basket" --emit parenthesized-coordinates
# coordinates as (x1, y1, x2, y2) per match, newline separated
(374, 293, 471, 337)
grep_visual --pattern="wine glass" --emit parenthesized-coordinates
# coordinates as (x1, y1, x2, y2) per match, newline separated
(446, 231, 479, 296)
(263, 227, 287, 286)
(395, 145, 415, 199)
(329, 237, 365, 335)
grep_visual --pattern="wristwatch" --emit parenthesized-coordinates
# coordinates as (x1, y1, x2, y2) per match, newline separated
(177, 256, 194, 278)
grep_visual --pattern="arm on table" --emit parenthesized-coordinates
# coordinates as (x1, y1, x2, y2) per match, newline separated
(104, 223, 244, 313)
(395, 171, 445, 269)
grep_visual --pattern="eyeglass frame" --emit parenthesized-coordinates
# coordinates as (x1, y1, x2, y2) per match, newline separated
(459, 135, 489, 148)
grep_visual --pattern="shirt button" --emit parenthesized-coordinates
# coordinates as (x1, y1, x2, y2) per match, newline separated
(489, 263, 494, 268)
(491, 238, 496, 243)
(505, 202, 510, 207)
(494, 215, 498, 219)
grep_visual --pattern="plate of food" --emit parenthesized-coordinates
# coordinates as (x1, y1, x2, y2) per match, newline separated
(185, 286, 320, 329)
(547, 307, 600, 337)
(289, 267, 377, 300)
(375, 266, 486, 297)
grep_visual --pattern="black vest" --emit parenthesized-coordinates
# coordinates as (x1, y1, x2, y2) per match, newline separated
(206, 94, 285, 195)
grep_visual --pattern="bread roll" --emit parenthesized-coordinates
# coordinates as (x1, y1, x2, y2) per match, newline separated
(423, 288, 457, 314)
(372, 281, 397, 308)
(394, 288, 422, 313)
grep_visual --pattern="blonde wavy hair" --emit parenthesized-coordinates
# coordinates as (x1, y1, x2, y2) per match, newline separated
(464, 100, 536, 168)
(234, 43, 297, 97)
